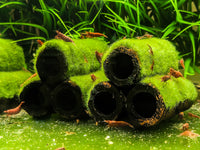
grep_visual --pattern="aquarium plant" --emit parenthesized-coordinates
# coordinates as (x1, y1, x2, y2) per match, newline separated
(0, 0, 199, 76)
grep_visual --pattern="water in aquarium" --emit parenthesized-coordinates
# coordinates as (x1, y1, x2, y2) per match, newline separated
(0, 0, 200, 149)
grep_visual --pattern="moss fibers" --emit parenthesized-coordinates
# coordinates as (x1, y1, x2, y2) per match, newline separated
(71, 70, 124, 121)
(0, 71, 32, 99)
(0, 38, 26, 71)
(141, 75, 198, 109)
(102, 38, 179, 86)
(69, 70, 125, 121)
(126, 75, 198, 127)
(51, 70, 108, 119)
(34, 39, 108, 85)
(70, 70, 108, 105)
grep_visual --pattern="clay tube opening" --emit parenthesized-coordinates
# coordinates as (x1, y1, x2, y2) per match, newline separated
(19, 81, 51, 118)
(127, 84, 165, 127)
(55, 88, 78, 111)
(130, 92, 156, 118)
(88, 82, 124, 121)
(109, 53, 134, 79)
(93, 92, 117, 115)
(36, 47, 68, 86)
(103, 46, 140, 86)
(51, 81, 83, 119)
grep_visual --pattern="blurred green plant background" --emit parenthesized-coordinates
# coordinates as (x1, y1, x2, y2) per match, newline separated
(0, 0, 199, 76)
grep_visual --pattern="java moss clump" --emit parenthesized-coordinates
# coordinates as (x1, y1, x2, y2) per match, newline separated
(34, 39, 108, 86)
(0, 70, 32, 113)
(102, 38, 179, 86)
(126, 75, 198, 128)
(0, 71, 32, 99)
(0, 38, 26, 71)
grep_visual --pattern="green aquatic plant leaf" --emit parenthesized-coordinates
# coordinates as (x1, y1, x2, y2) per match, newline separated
(32, 7, 57, 29)
(0, 1, 25, 8)
(149, 0, 160, 24)
(64, 21, 92, 36)
(172, 21, 200, 40)
(162, 21, 177, 38)
(59, 0, 69, 14)
(184, 58, 195, 78)
(194, 65, 200, 74)
(13, 28, 38, 36)
(127, 23, 156, 34)
(101, 23, 126, 35)
(48, 8, 72, 37)
(9, 17, 17, 37)
(188, 65, 195, 75)
(105, 4, 128, 27)
(189, 31, 196, 66)
(89, 8, 102, 25)
(179, 10, 199, 17)
(11, 37, 46, 43)
(136, 0, 141, 33)
(39, 0, 52, 31)
(178, 52, 192, 58)
(124, 3, 136, 23)
(170, 0, 183, 21)
(0, 22, 49, 38)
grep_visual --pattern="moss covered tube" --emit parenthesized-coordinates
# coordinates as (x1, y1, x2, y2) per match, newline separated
(35, 39, 108, 87)
(0, 38, 26, 71)
(126, 75, 198, 128)
(102, 38, 179, 86)
(70, 71, 126, 121)
(19, 75, 53, 118)
(50, 70, 125, 121)
(50, 71, 108, 119)
(50, 80, 85, 119)
(88, 81, 126, 121)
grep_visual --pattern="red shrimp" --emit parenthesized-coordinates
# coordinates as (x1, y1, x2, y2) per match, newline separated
(4, 101, 25, 116)
(104, 120, 134, 128)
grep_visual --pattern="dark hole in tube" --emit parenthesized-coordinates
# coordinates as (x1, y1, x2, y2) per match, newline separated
(93, 92, 117, 115)
(131, 92, 157, 118)
(55, 88, 78, 111)
(109, 53, 134, 79)
(20, 82, 43, 107)
(36, 48, 67, 77)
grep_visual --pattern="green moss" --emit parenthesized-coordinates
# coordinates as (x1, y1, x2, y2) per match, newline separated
(34, 39, 108, 77)
(0, 70, 32, 99)
(0, 38, 26, 71)
(70, 70, 124, 121)
(70, 70, 108, 110)
(102, 38, 179, 79)
(141, 75, 198, 109)
(126, 75, 198, 127)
